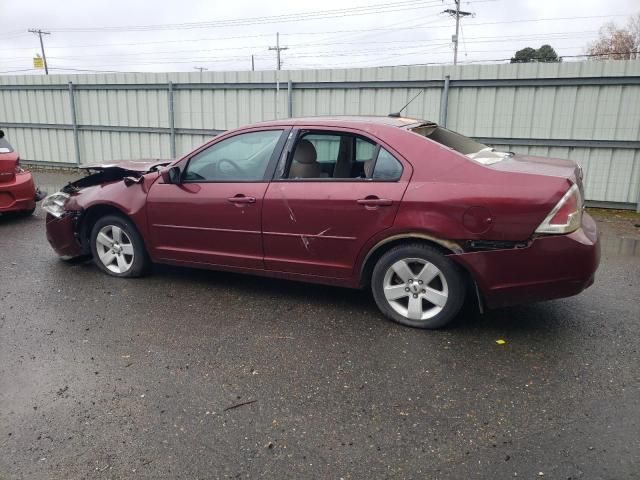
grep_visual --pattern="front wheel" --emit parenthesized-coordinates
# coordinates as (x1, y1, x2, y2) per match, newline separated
(90, 214, 149, 278)
(371, 243, 467, 329)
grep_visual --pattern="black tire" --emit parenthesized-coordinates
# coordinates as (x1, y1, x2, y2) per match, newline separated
(89, 214, 149, 278)
(371, 243, 467, 329)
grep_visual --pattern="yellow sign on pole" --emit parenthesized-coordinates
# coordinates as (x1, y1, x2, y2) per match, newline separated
(33, 56, 44, 69)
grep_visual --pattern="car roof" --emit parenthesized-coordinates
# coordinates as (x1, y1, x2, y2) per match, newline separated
(249, 115, 434, 130)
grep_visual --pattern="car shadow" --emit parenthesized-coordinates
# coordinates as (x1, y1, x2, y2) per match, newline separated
(147, 263, 573, 334)
(152, 262, 375, 308)
(0, 211, 39, 225)
(60, 255, 584, 338)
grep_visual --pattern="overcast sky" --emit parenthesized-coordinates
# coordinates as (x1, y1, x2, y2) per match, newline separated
(0, 0, 637, 75)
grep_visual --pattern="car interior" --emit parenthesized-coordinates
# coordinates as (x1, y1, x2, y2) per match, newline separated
(286, 133, 380, 180)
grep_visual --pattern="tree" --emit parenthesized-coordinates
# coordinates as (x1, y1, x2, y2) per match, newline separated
(511, 47, 537, 63)
(536, 44, 560, 62)
(628, 13, 640, 56)
(587, 20, 636, 59)
(510, 45, 559, 63)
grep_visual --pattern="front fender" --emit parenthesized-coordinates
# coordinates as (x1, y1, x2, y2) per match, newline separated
(65, 172, 160, 242)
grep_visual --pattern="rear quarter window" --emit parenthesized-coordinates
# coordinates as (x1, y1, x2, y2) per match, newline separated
(0, 136, 13, 154)
(373, 148, 403, 180)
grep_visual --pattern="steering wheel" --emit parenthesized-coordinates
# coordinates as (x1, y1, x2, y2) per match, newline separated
(217, 158, 245, 177)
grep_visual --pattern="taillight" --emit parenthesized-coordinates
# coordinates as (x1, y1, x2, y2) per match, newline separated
(15, 158, 23, 174)
(535, 183, 582, 234)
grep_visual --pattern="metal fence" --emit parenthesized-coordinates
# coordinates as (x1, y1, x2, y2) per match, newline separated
(1, 60, 639, 209)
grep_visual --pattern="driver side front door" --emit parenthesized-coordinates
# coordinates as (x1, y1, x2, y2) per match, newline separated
(146, 128, 289, 269)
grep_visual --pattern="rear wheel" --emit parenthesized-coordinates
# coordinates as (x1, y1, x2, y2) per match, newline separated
(371, 243, 466, 329)
(90, 214, 149, 277)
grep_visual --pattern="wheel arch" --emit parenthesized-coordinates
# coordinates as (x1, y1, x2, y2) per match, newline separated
(78, 204, 136, 252)
(359, 233, 464, 287)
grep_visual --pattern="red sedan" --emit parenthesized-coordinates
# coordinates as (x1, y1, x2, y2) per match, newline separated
(44, 116, 600, 328)
(0, 130, 39, 216)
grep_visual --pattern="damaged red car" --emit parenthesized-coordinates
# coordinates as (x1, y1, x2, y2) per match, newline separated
(0, 129, 41, 216)
(44, 116, 600, 328)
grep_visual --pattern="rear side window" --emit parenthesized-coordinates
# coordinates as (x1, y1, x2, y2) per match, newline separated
(355, 137, 376, 162)
(284, 131, 402, 181)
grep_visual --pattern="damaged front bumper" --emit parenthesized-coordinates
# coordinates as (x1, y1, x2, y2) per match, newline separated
(45, 212, 85, 259)
(451, 212, 600, 309)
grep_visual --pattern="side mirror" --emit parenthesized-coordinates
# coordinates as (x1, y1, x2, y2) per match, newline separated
(161, 166, 181, 184)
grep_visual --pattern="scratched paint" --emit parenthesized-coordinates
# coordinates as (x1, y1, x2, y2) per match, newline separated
(278, 184, 297, 223)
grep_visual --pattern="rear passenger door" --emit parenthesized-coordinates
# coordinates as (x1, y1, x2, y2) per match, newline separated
(262, 128, 412, 279)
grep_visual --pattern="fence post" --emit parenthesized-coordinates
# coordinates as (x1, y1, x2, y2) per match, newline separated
(68, 82, 81, 165)
(287, 80, 293, 118)
(168, 81, 176, 158)
(439, 75, 450, 128)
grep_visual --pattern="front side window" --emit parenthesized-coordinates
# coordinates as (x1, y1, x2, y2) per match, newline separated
(183, 130, 283, 182)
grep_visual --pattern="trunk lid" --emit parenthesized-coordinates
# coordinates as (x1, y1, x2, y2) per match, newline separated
(489, 153, 584, 200)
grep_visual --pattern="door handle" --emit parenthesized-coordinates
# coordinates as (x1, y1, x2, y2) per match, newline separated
(357, 197, 393, 207)
(227, 195, 256, 204)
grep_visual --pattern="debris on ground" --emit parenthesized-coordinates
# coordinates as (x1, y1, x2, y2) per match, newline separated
(223, 399, 257, 412)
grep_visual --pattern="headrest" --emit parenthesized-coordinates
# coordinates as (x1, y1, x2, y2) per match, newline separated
(293, 139, 317, 164)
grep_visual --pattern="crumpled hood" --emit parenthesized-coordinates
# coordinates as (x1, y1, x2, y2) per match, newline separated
(79, 159, 171, 173)
(63, 159, 172, 194)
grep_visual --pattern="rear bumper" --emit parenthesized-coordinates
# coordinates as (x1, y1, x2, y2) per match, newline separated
(452, 212, 600, 309)
(46, 212, 85, 259)
(0, 171, 37, 213)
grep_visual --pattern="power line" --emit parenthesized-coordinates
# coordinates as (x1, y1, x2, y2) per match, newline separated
(0, 68, 38, 74)
(0, 30, 600, 64)
(47, 0, 447, 32)
(0, 13, 627, 53)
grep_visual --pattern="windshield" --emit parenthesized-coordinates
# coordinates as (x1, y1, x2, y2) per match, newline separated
(410, 124, 510, 165)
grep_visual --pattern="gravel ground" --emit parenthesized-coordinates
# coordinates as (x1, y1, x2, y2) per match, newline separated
(0, 171, 638, 479)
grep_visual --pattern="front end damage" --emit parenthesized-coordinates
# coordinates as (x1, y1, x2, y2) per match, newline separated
(44, 160, 169, 259)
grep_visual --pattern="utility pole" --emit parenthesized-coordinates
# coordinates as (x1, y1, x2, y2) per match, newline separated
(193, 66, 208, 73)
(28, 28, 51, 75)
(443, 1, 472, 66)
(251, 55, 255, 71)
(268, 32, 288, 70)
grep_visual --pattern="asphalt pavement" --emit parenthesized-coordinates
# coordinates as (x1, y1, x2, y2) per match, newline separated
(1, 171, 639, 479)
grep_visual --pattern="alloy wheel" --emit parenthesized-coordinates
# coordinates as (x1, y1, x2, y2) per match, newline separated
(95, 225, 135, 274)
(382, 258, 449, 321)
